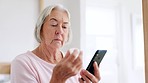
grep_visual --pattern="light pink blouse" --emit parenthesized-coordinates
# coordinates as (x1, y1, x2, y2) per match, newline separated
(11, 51, 80, 83)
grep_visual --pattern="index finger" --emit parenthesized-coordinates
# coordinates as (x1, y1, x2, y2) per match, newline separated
(67, 49, 79, 62)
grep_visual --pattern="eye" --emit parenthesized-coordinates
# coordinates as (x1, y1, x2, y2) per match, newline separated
(51, 24, 58, 27)
(50, 22, 58, 27)
(50, 20, 58, 27)
(62, 26, 67, 29)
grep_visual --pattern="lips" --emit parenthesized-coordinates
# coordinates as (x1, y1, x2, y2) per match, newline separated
(53, 38, 62, 42)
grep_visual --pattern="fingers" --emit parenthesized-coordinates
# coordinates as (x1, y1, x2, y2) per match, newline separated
(66, 49, 82, 63)
(65, 50, 70, 58)
(70, 51, 83, 75)
(53, 49, 83, 81)
(63, 49, 83, 75)
(80, 68, 100, 83)
(78, 78, 84, 83)
(67, 49, 79, 62)
(80, 70, 91, 82)
(82, 70, 97, 83)
(73, 51, 83, 66)
(93, 62, 101, 80)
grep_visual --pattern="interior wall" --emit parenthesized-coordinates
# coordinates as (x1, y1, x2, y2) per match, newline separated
(0, 0, 39, 62)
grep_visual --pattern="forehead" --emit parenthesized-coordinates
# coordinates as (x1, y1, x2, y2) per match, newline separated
(47, 8, 69, 22)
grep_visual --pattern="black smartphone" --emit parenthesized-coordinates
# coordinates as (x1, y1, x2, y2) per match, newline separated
(86, 50, 107, 75)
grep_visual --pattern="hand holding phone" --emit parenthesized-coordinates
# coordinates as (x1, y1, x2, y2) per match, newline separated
(86, 50, 107, 75)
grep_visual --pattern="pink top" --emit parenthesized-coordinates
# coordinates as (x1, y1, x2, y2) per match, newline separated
(11, 51, 80, 83)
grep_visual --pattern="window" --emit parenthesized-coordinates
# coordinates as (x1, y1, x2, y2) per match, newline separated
(84, 6, 118, 83)
(84, 1, 144, 82)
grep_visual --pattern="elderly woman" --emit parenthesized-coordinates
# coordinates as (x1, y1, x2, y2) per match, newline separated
(11, 4, 100, 83)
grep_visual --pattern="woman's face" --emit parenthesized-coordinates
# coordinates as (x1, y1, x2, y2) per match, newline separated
(41, 9, 70, 49)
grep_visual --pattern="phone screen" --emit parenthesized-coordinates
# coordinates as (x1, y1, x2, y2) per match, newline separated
(86, 50, 107, 75)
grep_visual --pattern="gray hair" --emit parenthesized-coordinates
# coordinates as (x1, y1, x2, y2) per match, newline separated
(34, 4, 72, 43)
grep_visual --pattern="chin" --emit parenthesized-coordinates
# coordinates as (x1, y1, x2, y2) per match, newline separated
(52, 44, 63, 50)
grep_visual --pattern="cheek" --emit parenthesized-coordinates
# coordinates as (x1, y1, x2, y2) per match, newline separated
(42, 29, 54, 42)
(45, 32, 54, 39)
(64, 31, 69, 42)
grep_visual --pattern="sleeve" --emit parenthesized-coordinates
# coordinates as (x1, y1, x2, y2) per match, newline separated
(11, 56, 38, 83)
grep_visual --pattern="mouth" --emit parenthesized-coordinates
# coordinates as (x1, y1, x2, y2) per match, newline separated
(53, 39, 62, 42)
(54, 38, 61, 40)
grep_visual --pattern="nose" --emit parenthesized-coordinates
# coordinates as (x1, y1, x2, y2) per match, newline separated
(55, 26, 64, 35)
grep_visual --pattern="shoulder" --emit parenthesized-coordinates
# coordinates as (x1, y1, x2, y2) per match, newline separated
(11, 51, 38, 77)
(11, 51, 35, 68)
(11, 51, 39, 82)
(12, 51, 30, 62)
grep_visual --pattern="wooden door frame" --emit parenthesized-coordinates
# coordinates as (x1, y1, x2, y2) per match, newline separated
(142, 0, 148, 82)
(39, 0, 44, 12)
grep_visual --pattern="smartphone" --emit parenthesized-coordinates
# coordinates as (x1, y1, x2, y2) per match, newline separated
(86, 50, 107, 75)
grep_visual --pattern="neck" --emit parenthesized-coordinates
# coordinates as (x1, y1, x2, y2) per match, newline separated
(32, 43, 62, 64)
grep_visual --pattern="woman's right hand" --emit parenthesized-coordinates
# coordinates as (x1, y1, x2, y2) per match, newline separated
(78, 62, 101, 83)
(50, 49, 83, 83)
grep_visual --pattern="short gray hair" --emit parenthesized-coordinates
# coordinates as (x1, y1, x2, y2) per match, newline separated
(34, 4, 72, 43)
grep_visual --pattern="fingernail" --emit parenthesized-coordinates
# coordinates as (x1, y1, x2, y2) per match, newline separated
(81, 69, 85, 73)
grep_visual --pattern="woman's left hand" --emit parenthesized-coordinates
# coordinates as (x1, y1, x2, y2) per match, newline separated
(78, 62, 101, 83)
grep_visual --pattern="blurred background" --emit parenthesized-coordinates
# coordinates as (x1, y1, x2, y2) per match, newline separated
(0, 0, 144, 83)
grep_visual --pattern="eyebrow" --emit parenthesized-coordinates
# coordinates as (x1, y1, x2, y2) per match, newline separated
(49, 18, 69, 24)
(49, 18, 58, 22)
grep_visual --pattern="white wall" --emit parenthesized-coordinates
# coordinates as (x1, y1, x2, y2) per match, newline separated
(0, 0, 39, 62)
